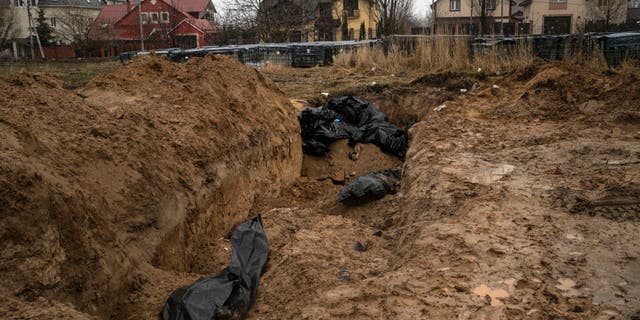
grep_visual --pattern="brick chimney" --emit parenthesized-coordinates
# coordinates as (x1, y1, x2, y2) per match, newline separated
(127, 0, 132, 11)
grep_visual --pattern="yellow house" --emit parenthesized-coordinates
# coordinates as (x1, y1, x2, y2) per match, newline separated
(262, 0, 378, 42)
(521, 0, 627, 34)
(432, 0, 631, 35)
(432, 0, 512, 34)
(326, 0, 378, 41)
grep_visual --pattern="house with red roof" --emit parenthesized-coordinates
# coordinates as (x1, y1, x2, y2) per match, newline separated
(88, 0, 216, 55)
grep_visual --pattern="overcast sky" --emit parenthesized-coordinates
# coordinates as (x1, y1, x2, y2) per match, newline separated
(414, 1, 429, 18)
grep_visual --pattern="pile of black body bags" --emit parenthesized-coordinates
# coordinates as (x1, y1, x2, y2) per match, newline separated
(299, 96, 409, 206)
(299, 96, 409, 159)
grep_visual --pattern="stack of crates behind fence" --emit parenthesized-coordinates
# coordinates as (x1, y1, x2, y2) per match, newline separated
(120, 40, 381, 67)
(119, 33, 639, 67)
(388, 32, 640, 66)
(387, 35, 475, 54)
(529, 32, 640, 65)
(598, 32, 640, 65)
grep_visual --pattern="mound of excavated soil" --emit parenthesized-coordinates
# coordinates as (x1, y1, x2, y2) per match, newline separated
(485, 62, 640, 122)
(244, 62, 640, 319)
(0, 55, 301, 318)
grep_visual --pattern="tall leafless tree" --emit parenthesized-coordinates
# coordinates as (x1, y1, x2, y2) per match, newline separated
(587, 0, 627, 31)
(375, 0, 413, 36)
(0, 8, 18, 52)
(468, 0, 496, 34)
(223, 0, 318, 43)
(56, 7, 96, 52)
(222, 0, 270, 41)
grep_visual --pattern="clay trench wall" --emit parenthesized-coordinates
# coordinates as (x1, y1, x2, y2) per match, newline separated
(0, 55, 302, 317)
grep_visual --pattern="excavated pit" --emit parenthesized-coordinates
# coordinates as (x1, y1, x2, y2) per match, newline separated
(2, 56, 640, 320)
(0, 55, 302, 319)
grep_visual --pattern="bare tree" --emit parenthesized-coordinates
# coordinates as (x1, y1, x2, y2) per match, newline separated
(222, 0, 269, 41)
(468, 0, 496, 34)
(375, 0, 413, 36)
(0, 8, 18, 51)
(56, 7, 96, 52)
(315, 2, 339, 41)
(260, 0, 321, 42)
(407, 9, 431, 34)
(587, 0, 627, 31)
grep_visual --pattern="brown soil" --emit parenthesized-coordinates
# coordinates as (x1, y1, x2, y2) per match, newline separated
(250, 62, 640, 319)
(0, 55, 301, 319)
(1, 57, 639, 320)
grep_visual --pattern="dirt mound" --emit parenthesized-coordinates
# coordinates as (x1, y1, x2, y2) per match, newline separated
(0, 55, 301, 318)
(411, 71, 485, 91)
(485, 63, 640, 121)
(247, 60, 640, 319)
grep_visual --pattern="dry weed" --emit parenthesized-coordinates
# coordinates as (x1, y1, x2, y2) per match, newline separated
(331, 35, 632, 75)
(260, 61, 289, 73)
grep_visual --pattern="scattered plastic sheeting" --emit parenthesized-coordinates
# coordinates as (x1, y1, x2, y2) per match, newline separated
(338, 169, 401, 205)
(299, 96, 408, 158)
(161, 216, 268, 320)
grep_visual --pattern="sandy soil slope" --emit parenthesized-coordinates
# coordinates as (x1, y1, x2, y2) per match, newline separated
(251, 63, 640, 319)
(1, 56, 638, 320)
(0, 55, 301, 319)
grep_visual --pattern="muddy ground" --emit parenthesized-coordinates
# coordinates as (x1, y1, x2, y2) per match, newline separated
(0, 56, 639, 319)
(254, 62, 640, 320)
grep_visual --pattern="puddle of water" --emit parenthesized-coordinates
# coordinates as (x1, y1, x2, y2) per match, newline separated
(472, 284, 510, 306)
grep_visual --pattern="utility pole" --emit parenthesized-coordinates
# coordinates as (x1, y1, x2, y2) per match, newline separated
(138, 0, 145, 50)
(432, 0, 436, 34)
(26, 0, 45, 59)
(300, 4, 304, 42)
(470, 0, 473, 35)
(26, 0, 35, 59)
(500, 0, 504, 36)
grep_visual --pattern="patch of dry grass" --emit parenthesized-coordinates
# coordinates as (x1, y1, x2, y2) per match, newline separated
(334, 36, 614, 75)
(0, 59, 119, 88)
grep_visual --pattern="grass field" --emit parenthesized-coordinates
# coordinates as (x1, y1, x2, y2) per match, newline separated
(0, 59, 119, 88)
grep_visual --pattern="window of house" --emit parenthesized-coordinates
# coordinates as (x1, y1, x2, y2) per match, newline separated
(50, 17, 56, 27)
(141, 12, 148, 24)
(488, 0, 496, 10)
(151, 12, 159, 24)
(630, 0, 640, 8)
(31, 0, 36, 6)
(161, 11, 169, 23)
(319, 3, 332, 16)
(450, 0, 461, 11)
(343, 0, 359, 16)
(550, 0, 566, 3)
